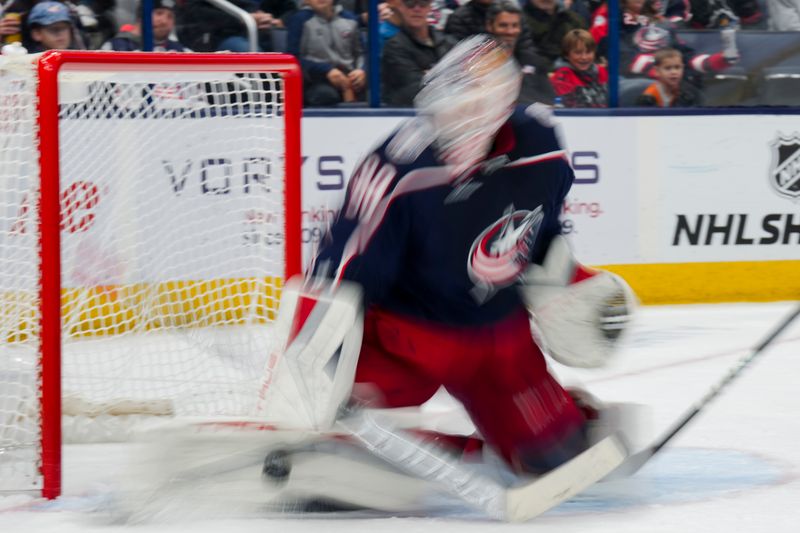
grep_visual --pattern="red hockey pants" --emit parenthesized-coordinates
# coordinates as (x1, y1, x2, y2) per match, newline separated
(354, 307, 587, 474)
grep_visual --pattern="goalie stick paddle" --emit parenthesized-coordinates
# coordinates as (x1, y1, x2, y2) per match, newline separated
(612, 302, 800, 478)
(340, 409, 628, 522)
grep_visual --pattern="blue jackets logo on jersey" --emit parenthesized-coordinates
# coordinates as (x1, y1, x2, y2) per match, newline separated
(468, 205, 544, 303)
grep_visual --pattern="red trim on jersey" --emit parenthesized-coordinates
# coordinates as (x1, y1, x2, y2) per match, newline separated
(505, 150, 568, 168)
(488, 122, 516, 158)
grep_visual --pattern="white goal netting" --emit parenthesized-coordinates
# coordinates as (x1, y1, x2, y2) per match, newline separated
(0, 52, 300, 493)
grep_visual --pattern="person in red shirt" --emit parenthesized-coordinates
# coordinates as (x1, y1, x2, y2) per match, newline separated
(550, 29, 608, 107)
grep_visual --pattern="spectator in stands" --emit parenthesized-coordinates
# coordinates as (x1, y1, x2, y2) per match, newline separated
(590, 0, 661, 58)
(444, 0, 543, 61)
(287, 0, 365, 106)
(373, 0, 449, 51)
(78, 0, 117, 48)
(625, 24, 738, 88)
(340, 0, 398, 30)
(550, 28, 607, 107)
(486, 0, 555, 105)
(177, 0, 296, 52)
(3, 0, 102, 51)
(767, 0, 800, 30)
(381, 0, 455, 106)
(102, 0, 189, 51)
(522, 0, 586, 67)
(689, 0, 764, 28)
(378, 0, 403, 50)
(590, 0, 739, 92)
(26, 1, 83, 51)
(636, 47, 703, 107)
(569, 0, 601, 24)
(444, 0, 495, 39)
(1, 4, 27, 46)
(427, 0, 458, 29)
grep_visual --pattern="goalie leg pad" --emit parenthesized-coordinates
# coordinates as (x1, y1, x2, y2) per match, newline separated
(256, 276, 364, 430)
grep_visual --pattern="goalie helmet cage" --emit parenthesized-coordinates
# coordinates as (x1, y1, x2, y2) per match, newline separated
(0, 51, 302, 499)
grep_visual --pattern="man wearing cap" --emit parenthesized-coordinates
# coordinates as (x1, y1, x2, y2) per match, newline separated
(27, 1, 79, 52)
(102, 0, 189, 52)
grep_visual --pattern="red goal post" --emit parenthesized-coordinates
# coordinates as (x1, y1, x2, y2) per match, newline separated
(1, 51, 302, 499)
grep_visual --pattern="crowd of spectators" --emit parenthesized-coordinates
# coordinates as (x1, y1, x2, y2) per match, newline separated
(2, 0, 799, 107)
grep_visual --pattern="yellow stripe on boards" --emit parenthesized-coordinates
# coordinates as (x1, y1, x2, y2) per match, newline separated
(599, 261, 800, 305)
(3, 277, 285, 343)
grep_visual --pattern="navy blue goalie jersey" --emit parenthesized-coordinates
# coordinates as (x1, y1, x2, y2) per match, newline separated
(311, 105, 574, 326)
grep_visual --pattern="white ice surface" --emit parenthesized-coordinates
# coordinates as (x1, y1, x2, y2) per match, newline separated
(2, 301, 799, 532)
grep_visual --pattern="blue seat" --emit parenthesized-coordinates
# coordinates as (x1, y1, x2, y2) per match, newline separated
(619, 77, 652, 107)
(759, 66, 800, 106)
(702, 66, 751, 106)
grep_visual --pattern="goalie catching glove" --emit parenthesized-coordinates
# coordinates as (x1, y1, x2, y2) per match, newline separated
(520, 236, 637, 368)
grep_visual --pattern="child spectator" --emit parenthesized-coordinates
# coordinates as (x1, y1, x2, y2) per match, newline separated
(102, 0, 189, 51)
(287, 0, 366, 106)
(617, 22, 738, 100)
(26, 1, 81, 52)
(590, 0, 739, 82)
(550, 28, 607, 107)
(636, 47, 703, 107)
(6, 0, 109, 51)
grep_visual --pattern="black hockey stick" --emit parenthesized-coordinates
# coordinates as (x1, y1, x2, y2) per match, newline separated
(613, 302, 800, 477)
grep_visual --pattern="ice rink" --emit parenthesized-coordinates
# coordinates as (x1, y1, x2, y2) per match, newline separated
(2, 301, 799, 532)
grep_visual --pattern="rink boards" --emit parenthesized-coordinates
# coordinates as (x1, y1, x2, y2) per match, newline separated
(300, 111, 800, 304)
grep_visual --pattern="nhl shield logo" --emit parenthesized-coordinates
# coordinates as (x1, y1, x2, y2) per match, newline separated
(769, 133, 800, 200)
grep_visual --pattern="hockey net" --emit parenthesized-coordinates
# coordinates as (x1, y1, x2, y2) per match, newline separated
(0, 51, 302, 497)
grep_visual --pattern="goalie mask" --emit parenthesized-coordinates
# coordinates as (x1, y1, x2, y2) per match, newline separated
(415, 35, 521, 176)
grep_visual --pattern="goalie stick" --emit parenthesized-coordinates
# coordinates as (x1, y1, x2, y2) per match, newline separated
(339, 408, 628, 522)
(612, 303, 800, 478)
